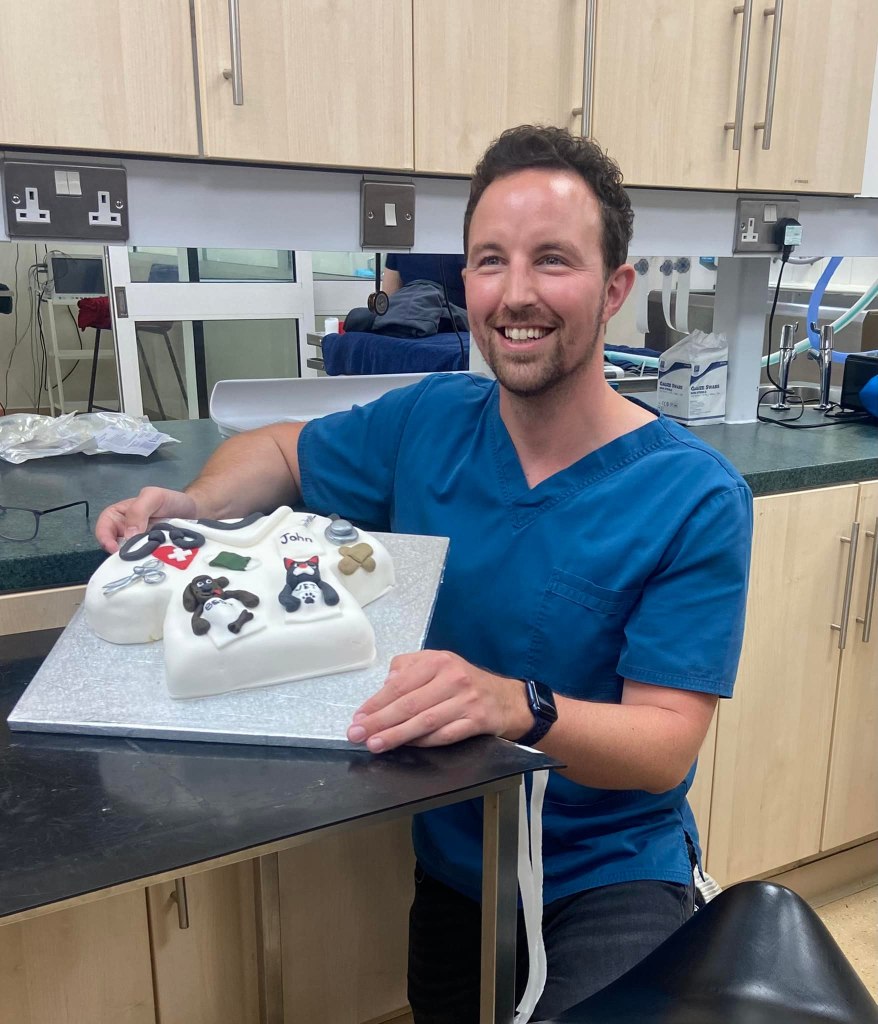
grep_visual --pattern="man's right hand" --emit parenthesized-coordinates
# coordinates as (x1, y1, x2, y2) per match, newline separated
(95, 486, 199, 553)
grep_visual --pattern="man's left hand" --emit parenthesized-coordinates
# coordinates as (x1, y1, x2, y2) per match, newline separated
(346, 651, 531, 752)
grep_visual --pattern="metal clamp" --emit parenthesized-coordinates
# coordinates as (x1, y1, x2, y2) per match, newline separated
(754, 0, 784, 149)
(855, 518, 878, 643)
(222, 0, 244, 105)
(572, 0, 597, 137)
(724, 0, 754, 151)
(830, 523, 860, 651)
(172, 877, 190, 929)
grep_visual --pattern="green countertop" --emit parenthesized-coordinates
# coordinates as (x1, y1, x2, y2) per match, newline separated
(2, 413, 876, 594)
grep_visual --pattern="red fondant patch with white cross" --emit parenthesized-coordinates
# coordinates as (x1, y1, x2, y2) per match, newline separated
(153, 544, 198, 570)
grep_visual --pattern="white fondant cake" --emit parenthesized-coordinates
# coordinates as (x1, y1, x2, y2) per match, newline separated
(83, 508, 395, 699)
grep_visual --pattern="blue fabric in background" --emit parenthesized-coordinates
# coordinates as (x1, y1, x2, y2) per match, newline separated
(321, 331, 469, 375)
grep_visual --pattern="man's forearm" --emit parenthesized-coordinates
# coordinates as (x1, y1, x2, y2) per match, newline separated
(539, 690, 717, 794)
(185, 421, 304, 519)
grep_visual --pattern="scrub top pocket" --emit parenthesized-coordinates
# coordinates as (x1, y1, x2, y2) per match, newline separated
(524, 568, 640, 699)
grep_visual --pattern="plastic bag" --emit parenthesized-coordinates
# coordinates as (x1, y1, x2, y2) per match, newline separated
(0, 412, 180, 465)
(657, 330, 729, 425)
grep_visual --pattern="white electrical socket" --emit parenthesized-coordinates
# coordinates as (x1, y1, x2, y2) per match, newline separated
(89, 190, 121, 227)
(15, 186, 50, 223)
(740, 217, 759, 244)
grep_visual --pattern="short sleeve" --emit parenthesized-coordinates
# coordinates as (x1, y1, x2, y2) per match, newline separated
(384, 253, 399, 272)
(297, 378, 430, 531)
(617, 484, 753, 697)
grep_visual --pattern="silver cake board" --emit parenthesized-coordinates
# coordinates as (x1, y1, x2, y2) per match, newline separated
(9, 533, 448, 750)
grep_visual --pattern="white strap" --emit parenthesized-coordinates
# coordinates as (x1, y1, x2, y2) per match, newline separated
(673, 257, 691, 334)
(659, 259, 675, 331)
(632, 258, 651, 336)
(514, 769, 549, 1024)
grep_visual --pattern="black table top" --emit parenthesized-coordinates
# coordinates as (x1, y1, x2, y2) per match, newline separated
(0, 629, 557, 922)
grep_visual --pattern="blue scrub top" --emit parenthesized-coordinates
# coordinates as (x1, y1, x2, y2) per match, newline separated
(299, 373, 752, 904)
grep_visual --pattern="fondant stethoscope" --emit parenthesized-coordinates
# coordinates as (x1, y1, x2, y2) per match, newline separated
(119, 523, 206, 562)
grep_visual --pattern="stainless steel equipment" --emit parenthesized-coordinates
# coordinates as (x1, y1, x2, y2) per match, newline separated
(772, 322, 797, 410)
(811, 323, 835, 410)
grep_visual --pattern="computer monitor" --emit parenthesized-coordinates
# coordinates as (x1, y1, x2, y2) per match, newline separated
(47, 254, 106, 300)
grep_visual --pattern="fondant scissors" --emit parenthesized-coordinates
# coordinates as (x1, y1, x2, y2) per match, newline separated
(102, 558, 167, 596)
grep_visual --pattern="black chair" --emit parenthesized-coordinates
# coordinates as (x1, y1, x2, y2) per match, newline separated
(537, 881, 878, 1024)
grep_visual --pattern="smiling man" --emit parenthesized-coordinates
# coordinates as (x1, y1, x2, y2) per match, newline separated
(96, 126, 753, 1023)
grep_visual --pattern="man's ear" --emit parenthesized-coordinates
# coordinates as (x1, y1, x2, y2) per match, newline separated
(601, 263, 636, 324)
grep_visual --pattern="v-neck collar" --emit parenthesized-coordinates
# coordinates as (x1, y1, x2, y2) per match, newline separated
(487, 386, 670, 529)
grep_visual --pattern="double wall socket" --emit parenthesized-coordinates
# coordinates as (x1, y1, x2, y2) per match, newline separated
(733, 197, 800, 254)
(360, 180, 415, 249)
(2, 160, 129, 241)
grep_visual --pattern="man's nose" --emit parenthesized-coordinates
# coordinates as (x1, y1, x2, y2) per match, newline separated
(502, 262, 538, 309)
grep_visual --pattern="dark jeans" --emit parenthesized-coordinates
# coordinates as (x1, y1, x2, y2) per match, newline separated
(407, 864, 696, 1023)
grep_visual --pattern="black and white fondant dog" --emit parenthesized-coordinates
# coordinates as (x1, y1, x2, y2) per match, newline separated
(183, 575, 260, 636)
(278, 556, 340, 612)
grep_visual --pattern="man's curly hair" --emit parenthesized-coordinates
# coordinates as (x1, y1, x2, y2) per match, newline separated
(463, 125, 633, 277)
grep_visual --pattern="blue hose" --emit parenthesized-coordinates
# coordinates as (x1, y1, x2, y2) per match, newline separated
(807, 257, 842, 349)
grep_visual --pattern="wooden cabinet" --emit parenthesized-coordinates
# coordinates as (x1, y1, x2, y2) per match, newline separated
(0, 0, 198, 157)
(736, 0, 878, 194)
(592, 1, 742, 190)
(413, 0, 586, 174)
(822, 480, 878, 851)
(147, 865, 261, 1024)
(277, 819, 414, 1023)
(707, 482, 878, 887)
(194, 0, 413, 170)
(591, 0, 878, 194)
(0, 892, 156, 1024)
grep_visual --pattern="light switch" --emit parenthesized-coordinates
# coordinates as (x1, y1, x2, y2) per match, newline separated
(67, 171, 82, 196)
(360, 181, 416, 248)
(54, 170, 69, 195)
(763, 203, 778, 223)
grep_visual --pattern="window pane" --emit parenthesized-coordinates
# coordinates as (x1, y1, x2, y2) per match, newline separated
(134, 318, 300, 421)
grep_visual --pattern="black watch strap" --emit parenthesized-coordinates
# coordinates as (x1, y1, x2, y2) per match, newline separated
(516, 678, 558, 747)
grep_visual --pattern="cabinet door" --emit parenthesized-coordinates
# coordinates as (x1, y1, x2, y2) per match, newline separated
(195, 0, 413, 170)
(0, 1, 198, 156)
(278, 819, 414, 1023)
(591, 1, 741, 189)
(707, 485, 859, 886)
(413, 0, 586, 175)
(737, 0, 878, 194)
(148, 865, 260, 1024)
(0, 892, 155, 1024)
(822, 480, 878, 851)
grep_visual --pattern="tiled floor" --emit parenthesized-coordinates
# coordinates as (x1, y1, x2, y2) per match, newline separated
(384, 885, 878, 1023)
(816, 884, 878, 1001)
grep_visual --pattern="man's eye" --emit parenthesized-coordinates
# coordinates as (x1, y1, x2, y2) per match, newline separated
(540, 254, 564, 266)
(478, 255, 501, 267)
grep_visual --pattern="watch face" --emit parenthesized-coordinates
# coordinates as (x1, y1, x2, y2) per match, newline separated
(527, 679, 558, 723)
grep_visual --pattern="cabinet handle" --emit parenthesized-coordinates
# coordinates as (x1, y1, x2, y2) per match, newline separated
(571, 1, 597, 136)
(222, 0, 244, 105)
(172, 877, 190, 929)
(831, 522, 860, 651)
(753, 1, 784, 148)
(724, 1, 754, 151)
(855, 519, 878, 643)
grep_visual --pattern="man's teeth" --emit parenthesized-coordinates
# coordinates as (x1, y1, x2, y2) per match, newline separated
(503, 327, 550, 341)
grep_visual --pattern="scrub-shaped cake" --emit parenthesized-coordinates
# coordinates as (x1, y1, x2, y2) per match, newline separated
(83, 507, 395, 699)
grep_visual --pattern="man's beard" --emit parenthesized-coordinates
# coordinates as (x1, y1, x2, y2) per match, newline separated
(477, 297, 605, 399)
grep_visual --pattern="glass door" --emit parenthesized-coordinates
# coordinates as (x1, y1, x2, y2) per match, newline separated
(105, 246, 316, 419)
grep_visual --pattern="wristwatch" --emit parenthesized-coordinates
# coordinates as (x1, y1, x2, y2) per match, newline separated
(516, 679, 558, 747)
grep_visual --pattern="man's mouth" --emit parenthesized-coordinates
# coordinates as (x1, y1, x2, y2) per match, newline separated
(498, 326, 553, 342)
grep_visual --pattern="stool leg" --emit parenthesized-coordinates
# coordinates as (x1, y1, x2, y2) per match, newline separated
(87, 328, 102, 413)
(135, 331, 167, 420)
